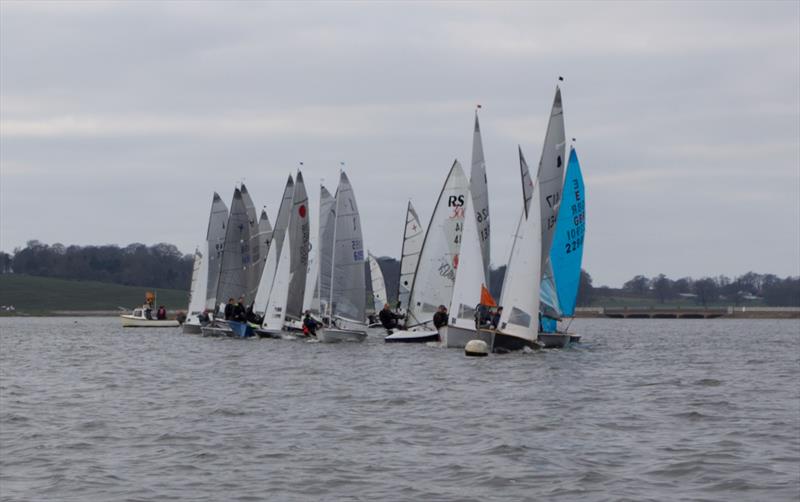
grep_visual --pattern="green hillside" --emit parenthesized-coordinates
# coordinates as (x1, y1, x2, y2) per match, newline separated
(0, 274, 189, 314)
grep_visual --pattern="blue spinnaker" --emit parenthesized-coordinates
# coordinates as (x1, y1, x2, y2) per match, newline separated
(550, 148, 586, 317)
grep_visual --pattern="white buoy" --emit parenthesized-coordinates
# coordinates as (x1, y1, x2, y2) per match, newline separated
(465, 339, 489, 357)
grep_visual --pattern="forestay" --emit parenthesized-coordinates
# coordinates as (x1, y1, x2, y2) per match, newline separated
(406, 160, 468, 328)
(330, 172, 366, 322)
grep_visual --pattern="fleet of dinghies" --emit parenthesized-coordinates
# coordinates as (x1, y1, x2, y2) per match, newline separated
(182, 82, 586, 351)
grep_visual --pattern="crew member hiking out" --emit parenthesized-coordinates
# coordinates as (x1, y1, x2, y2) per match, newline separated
(379, 303, 402, 332)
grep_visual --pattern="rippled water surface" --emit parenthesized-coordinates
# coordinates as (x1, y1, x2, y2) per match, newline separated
(1, 317, 798, 501)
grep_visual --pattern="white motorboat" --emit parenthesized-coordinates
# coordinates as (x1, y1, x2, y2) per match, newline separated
(120, 307, 179, 328)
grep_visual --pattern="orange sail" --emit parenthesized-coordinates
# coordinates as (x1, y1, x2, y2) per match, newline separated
(480, 284, 496, 307)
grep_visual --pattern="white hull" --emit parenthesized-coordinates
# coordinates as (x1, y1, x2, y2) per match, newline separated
(438, 324, 494, 349)
(317, 328, 367, 343)
(120, 315, 179, 328)
(384, 329, 439, 343)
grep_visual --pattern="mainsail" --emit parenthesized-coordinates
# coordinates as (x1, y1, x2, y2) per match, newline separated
(206, 192, 229, 309)
(330, 171, 366, 322)
(537, 86, 567, 318)
(368, 253, 388, 313)
(317, 185, 336, 315)
(216, 188, 250, 305)
(240, 184, 260, 301)
(446, 189, 484, 330)
(285, 171, 310, 320)
(550, 147, 586, 317)
(406, 160, 468, 327)
(397, 201, 424, 312)
(470, 111, 491, 284)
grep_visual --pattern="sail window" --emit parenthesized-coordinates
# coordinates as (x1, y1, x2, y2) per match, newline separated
(508, 307, 531, 327)
(458, 303, 476, 320)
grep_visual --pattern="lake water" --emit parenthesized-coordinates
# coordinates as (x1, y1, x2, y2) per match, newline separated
(1, 317, 798, 501)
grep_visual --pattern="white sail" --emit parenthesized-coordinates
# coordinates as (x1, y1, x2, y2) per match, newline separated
(252, 176, 294, 312)
(447, 189, 485, 330)
(261, 228, 293, 330)
(498, 158, 542, 343)
(406, 160, 468, 327)
(537, 87, 566, 317)
(470, 111, 491, 284)
(239, 184, 261, 301)
(330, 171, 366, 322)
(216, 188, 250, 305)
(317, 185, 336, 315)
(206, 192, 229, 309)
(397, 201, 424, 312)
(187, 245, 207, 314)
(286, 171, 310, 320)
(368, 253, 388, 313)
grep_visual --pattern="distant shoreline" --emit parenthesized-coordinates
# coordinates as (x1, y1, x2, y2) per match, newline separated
(2, 308, 798, 319)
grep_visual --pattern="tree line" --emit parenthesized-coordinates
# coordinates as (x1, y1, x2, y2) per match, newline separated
(2, 240, 194, 290)
(2, 241, 798, 306)
(617, 272, 800, 307)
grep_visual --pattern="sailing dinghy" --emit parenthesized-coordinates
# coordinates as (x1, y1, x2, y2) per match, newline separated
(438, 185, 494, 348)
(184, 192, 228, 334)
(492, 148, 543, 351)
(317, 171, 368, 343)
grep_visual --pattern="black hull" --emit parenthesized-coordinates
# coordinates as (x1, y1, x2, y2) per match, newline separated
(492, 332, 539, 352)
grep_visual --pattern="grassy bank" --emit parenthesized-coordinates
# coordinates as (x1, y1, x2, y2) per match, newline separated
(0, 274, 188, 315)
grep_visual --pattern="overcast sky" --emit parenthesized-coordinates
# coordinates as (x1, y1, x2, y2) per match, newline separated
(1, 1, 798, 287)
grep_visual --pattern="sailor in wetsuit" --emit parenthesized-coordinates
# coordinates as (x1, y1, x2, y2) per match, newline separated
(433, 305, 448, 329)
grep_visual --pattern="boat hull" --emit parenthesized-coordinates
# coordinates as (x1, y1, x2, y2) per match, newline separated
(538, 333, 571, 348)
(384, 329, 439, 344)
(227, 321, 254, 338)
(317, 328, 367, 343)
(492, 331, 540, 352)
(254, 327, 283, 338)
(438, 324, 493, 349)
(201, 320, 232, 337)
(120, 315, 179, 328)
(182, 322, 203, 334)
